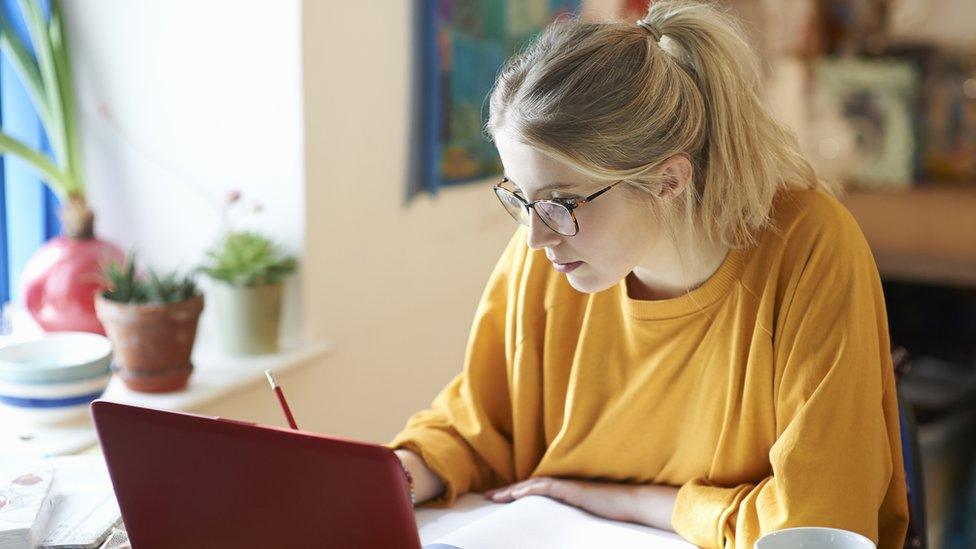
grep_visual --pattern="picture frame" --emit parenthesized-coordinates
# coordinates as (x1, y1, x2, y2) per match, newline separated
(406, 0, 580, 200)
(810, 58, 919, 188)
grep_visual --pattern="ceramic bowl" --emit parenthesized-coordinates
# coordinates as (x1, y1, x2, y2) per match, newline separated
(0, 332, 113, 384)
(0, 371, 113, 424)
(0, 332, 114, 425)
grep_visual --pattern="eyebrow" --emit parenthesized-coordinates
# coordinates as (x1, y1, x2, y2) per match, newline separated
(539, 182, 578, 192)
(503, 175, 580, 194)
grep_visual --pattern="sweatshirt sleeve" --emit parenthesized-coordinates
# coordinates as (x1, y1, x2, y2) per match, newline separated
(671, 204, 909, 548)
(384, 230, 527, 507)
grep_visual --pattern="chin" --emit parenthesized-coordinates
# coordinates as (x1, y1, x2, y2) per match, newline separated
(565, 271, 620, 294)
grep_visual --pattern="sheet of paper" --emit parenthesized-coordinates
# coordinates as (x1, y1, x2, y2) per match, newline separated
(424, 495, 694, 549)
(415, 493, 508, 543)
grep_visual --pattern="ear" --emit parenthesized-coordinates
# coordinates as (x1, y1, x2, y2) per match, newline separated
(656, 155, 694, 200)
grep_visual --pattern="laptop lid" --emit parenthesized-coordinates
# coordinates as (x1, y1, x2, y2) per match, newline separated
(91, 400, 421, 549)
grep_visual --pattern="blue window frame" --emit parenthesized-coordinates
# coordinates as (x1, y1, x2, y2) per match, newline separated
(0, 0, 62, 307)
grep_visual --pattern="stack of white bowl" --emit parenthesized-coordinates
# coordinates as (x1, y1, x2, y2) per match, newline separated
(0, 332, 113, 425)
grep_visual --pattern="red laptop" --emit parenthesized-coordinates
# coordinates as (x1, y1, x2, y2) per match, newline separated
(90, 400, 422, 548)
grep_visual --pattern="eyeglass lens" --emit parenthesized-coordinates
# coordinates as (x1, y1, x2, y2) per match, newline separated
(493, 187, 577, 236)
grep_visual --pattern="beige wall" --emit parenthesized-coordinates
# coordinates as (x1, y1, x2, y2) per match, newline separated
(298, 1, 514, 442)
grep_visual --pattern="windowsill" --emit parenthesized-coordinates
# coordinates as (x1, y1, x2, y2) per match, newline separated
(0, 310, 331, 458)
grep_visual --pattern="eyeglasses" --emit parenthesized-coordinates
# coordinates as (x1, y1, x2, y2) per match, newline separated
(492, 177, 621, 237)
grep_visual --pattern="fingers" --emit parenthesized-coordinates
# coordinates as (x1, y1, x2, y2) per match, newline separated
(484, 477, 558, 502)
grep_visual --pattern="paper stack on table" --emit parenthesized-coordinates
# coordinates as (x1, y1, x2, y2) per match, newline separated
(39, 490, 121, 549)
(0, 466, 56, 549)
(0, 456, 121, 549)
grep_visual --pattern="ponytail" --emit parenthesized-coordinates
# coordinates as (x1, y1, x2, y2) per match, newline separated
(639, 0, 836, 246)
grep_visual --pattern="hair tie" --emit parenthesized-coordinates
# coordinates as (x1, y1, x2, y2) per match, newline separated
(636, 20, 662, 42)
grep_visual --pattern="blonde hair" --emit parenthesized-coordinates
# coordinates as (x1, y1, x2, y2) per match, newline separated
(484, 0, 838, 250)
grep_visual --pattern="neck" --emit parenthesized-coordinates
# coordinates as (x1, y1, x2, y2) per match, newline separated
(627, 233, 730, 301)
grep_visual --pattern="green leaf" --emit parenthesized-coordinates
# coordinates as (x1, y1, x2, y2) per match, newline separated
(0, 131, 69, 198)
(144, 267, 198, 303)
(0, 18, 54, 134)
(49, 0, 82, 197)
(17, 0, 68, 173)
(101, 252, 145, 303)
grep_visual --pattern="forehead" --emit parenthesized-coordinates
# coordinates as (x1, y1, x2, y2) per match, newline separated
(494, 131, 588, 193)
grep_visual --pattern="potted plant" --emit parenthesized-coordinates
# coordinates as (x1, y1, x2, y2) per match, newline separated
(0, 0, 123, 333)
(94, 254, 204, 393)
(198, 230, 296, 355)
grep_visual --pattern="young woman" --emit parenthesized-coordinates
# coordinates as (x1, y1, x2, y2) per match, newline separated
(387, 1, 909, 547)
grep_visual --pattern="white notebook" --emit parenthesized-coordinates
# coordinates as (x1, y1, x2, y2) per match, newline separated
(416, 494, 694, 549)
(0, 466, 57, 549)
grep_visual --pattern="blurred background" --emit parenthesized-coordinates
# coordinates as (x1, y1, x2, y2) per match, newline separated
(0, 1, 972, 547)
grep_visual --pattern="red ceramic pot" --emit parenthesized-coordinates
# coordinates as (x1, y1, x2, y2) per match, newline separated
(20, 235, 124, 335)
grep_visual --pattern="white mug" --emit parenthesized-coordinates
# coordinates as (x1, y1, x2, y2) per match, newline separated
(755, 527, 876, 549)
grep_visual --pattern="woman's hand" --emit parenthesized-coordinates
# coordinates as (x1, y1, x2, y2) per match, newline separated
(484, 477, 679, 531)
(485, 476, 580, 507)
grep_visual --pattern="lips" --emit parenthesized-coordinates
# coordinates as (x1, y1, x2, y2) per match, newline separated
(551, 260, 583, 274)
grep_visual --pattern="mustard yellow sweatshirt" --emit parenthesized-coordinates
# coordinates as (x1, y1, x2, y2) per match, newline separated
(387, 189, 909, 548)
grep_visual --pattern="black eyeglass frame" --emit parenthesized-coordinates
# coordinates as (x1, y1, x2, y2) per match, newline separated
(492, 177, 622, 237)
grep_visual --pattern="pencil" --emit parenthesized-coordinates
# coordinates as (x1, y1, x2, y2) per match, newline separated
(265, 369, 299, 430)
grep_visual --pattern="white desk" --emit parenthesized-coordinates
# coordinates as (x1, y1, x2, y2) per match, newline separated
(2, 455, 693, 549)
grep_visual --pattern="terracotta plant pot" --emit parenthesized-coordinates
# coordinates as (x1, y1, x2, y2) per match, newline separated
(212, 281, 283, 355)
(94, 293, 204, 393)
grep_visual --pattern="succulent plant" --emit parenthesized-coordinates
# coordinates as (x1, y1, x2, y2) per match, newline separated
(144, 270, 199, 304)
(100, 254, 199, 304)
(198, 231, 297, 287)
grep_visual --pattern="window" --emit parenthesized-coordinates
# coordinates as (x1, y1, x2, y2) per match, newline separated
(0, 0, 62, 308)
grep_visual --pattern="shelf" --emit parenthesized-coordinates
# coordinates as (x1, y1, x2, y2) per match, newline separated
(842, 185, 976, 287)
(0, 340, 331, 458)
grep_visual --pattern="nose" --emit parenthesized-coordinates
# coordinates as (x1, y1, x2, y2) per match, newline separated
(525, 209, 562, 250)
